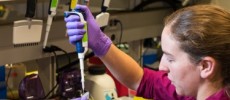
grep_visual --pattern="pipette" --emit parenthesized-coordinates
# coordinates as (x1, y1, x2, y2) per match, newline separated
(25, 0, 37, 29)
(64, 1, 88, 92)
(96, 0, 110, 28)
(43, 0, 59, 49)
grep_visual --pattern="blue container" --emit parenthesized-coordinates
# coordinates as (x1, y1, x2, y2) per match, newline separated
(143, 53, 157, 65)
(0, 66, 6, 99)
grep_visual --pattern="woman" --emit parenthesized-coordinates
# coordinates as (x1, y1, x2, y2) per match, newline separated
(65, 4, 230, 100)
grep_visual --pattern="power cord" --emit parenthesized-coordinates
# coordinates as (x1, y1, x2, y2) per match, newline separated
(5, 65, 15, 99)
(5, 66, 12, 90)
(56, 51, 95, 73)
(43, 45, 71, 99)
(51, 51, 58, 69)
(115, 19, 123, 46)
(112, 19, 124, 48)
(43, 83, 58, 99)
(43, 45, 71, 64)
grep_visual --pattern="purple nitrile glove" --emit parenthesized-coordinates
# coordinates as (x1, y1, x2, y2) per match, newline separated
(65, 4, 112, 56)
(71, 92, 89, 100)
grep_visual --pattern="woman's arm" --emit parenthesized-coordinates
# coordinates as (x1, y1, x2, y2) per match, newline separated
(99, 44, 144, 90)
(64, 4, 144, 91)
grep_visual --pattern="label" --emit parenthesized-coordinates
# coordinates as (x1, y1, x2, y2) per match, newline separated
(104, 89, 117, 100)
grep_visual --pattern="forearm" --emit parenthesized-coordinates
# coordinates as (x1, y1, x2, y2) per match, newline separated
(99, 44, 144, 90)
(64, 4, 144, 90)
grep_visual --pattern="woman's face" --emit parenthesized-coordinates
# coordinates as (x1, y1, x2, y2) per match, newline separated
(159, 26, 202, 96)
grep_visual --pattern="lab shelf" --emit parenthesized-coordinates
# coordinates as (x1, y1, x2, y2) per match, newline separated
(0, 8, 173, 65)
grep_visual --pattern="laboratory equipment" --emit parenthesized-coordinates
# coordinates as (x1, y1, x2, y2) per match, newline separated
(0, 0, 173, 65)
(64, 0, 90, 94)
(13, 19, 43, 46)
(13, 19, 43, 47)
(58, 68, 82, 99)
(18, 74, 45, 100)
(64, 9, 88, 94)
(85, 66, 118, 100)
(96, 0, 111, 28)
(13, 0, 43, 47)
(0, 66, 6, 99)
(25, 0, 37, 29)
(43, 0, 59, 49)
(0, 5, 9, 20)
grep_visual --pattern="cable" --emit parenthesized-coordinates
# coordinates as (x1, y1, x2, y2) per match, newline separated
(43, 83, 58, 99)
(5, 66, 11, 88)
(44, 48, 61, 98)
(116, 20, 123, 46)
(5, 65, 15, 99)
(43, 45, 73, 99)
(43, 46, 94, 98)
(51, 45, 71, 64)
(56, 51, 95, 73)
(60, 48, 70, 63)
(112, 19, 123, 48)
(43, 45, 71, 64)
(51, 51, 59, 71)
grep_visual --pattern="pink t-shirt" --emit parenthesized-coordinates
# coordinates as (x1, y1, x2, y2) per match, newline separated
(136, 68, 230, 100)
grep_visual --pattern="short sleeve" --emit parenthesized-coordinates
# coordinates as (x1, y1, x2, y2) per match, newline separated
(136, 68, 190, 100)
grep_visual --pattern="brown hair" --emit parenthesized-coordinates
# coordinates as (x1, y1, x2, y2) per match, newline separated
(164, 5, 230, 86)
